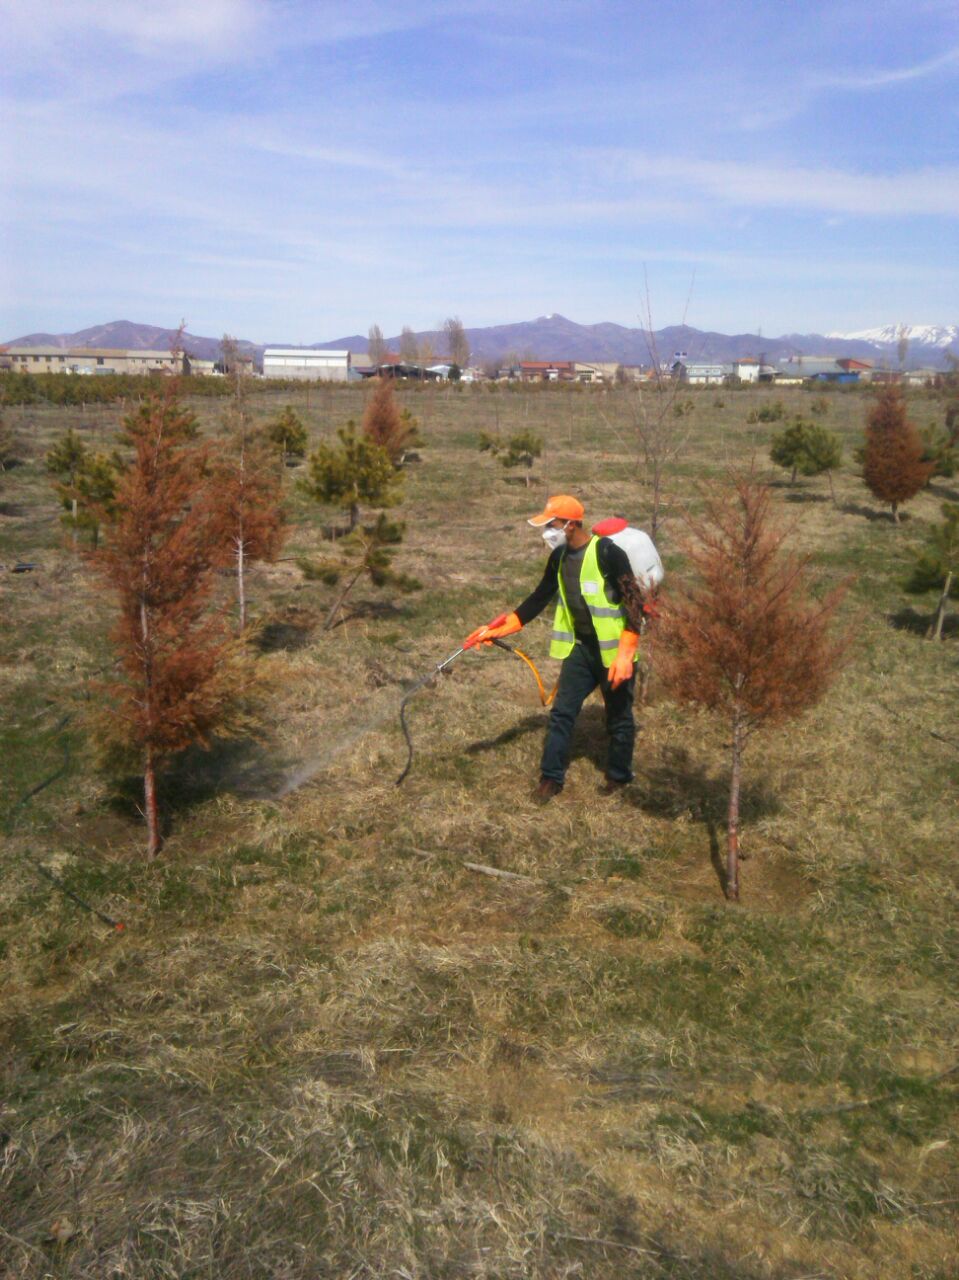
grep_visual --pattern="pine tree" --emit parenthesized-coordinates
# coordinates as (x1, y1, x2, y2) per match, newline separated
(659, 472, 849, 901)
(361, 379, 419, 465)
(266, 405, 308, 468)
(56, 451, 120, 547)
(208, 433, 286, 630)
(770, 418, 842, 494)
(501, 430, 542, 487)
(94, 392, 243, 857)
(862, 385, 933, 523)
(300, 424, 399, 530)
(906, 502, 959, 640)
(46, 429, 89, 544)
(302, 513, 421, 630)
(0, 412, 18, 473)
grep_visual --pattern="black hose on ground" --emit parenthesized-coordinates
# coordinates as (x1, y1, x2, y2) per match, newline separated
(394, 639, 557, 786)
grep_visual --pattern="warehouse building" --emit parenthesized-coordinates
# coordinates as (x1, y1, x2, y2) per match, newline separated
(4, 347, 184, 375)
(263, 348, 351, 381)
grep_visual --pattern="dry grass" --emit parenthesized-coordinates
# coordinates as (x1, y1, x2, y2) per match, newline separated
(1, 381, 957, 1278)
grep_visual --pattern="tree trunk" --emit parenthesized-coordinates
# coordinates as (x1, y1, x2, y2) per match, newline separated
(891, 501, 900, 524)
(139, 584, 160, 857)
(324, 565, 365, 631)
(929, 570, 953, 641)
(650, 465, 662, 543)
(349, 501, 360, 530)
(144, 747, 161, 858)
(827, 468, 836, 507)
(790, 466, 797, 485)
(237, 535, 246, 631)
(71, 496, 78, 549)
(726, 709, 743, 902)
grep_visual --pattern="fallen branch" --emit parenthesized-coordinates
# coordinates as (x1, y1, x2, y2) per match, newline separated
(877, 700, 959, 751)
(463, 860, 572, 896)
(551, 1232, 656, 1259)
(799, 1063, 958, 1118)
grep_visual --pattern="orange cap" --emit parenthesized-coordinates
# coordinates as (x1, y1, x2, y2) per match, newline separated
(527, 494, 585, 527)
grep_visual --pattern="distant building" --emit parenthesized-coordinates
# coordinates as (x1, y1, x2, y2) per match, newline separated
(574, 361, 620, 383)
(903, 367, 941, 386)
(672, 360, 731, 385)
(731, 358, 761, 383)
(262, 348, 351, 381)
(519, 360, 576, 382)
(5, 346, 184, 375)
(776, 356, 865, 384)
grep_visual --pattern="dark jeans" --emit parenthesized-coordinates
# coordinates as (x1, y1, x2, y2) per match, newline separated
(539, 638, 635, 785)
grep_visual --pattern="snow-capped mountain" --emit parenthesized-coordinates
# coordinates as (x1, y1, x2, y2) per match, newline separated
(827, 324, 959, 349)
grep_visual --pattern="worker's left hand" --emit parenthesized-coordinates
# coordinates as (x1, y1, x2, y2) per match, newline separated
(608, 630, 639, 690)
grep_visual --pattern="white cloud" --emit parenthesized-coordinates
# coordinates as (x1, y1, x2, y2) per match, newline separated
(814, 43, 959, 90)
(601, 152, 959, 218)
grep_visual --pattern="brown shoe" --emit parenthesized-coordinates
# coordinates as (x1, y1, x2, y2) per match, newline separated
(534, 777, 563, 803)
(598, 776, 630, 797)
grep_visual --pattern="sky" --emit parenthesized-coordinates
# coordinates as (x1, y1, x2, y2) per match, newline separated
(2, 0, 958, 343)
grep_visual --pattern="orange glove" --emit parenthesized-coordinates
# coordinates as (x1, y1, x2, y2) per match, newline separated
(464, 611, 522, 648)
(608, 630, 639, 690)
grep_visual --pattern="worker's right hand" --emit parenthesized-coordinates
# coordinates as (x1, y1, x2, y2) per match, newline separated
(464, 611, 522, 648)
(464, 614, 507, 649)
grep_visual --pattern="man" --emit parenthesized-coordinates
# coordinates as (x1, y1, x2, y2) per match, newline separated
(465, 494, 645, 801)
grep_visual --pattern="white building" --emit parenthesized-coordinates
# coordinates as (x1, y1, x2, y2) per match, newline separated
(263, 348, 351, 381)
(731, 358, 761, 383)
(673, 360, 731, 385)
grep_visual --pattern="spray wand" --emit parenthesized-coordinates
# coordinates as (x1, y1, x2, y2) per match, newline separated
(395, 639, 557, 786)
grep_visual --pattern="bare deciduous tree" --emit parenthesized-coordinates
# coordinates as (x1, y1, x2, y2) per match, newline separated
(368, 324, 387, 367)
(443, 316, 470, 369)
(399, 326, 420, 364)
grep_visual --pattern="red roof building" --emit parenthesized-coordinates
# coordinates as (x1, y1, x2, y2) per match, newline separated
(519, 360, 576, 382)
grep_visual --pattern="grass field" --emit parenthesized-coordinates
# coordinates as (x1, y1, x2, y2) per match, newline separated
(1, 379, 957, 1279)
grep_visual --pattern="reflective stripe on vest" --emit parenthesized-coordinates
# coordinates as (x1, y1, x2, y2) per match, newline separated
(549, 537, 629, 669)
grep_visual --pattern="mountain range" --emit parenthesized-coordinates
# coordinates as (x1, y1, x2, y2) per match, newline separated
(5, 316, 958, 369)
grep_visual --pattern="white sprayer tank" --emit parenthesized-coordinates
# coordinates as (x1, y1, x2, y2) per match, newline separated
(604, 526, 664, 592)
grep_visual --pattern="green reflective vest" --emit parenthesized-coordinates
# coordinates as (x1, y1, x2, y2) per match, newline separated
(550, 536, 631, 668)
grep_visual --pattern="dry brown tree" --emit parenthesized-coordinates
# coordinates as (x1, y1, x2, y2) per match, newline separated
(659, 471, 849, 901)
(862, 384, 933, 523)
(208, 432, 286, 631)
(362, 378, 418, 465)
(95, 391, 247, 857)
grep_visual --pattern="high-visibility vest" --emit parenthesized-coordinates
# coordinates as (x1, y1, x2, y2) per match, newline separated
(549, 536, 630, 668)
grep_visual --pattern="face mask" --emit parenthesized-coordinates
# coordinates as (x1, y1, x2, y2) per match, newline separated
(542, 526, 567, 551)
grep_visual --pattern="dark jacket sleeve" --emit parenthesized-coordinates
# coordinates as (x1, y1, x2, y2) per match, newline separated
(514, 547, 563, 625)
(597, 538, 645, 633)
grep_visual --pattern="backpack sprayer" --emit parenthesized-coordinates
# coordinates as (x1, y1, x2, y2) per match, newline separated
(395, 637, 557, 786)
(395, 518, 664, 786)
